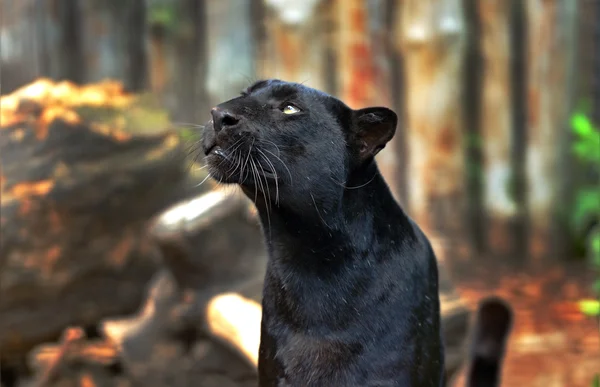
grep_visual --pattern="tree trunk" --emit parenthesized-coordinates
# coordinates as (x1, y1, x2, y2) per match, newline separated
(72, 1, 148, 91)
(337, 0, 401, 199)
(508, 0, 529, 259)
(525, 0, 578, 261)
(336, 0, 380, 108)
(0, 0, 46, 92)
(173, 0, 208, 123)
(478, 0, 518, 257)
(205, 0, 255, 105)
(124, 0, 148, 92)
(56, 0, 84, 83)
(398, 0, 468, 258)
(259, 0, 326, 91)
(462, 0, 485, 255)
(148, 24, 168, 96)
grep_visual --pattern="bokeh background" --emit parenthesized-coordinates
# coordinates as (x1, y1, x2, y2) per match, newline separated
(0, 0, 599, 386)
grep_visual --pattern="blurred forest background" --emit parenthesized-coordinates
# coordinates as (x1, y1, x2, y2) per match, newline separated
(0, 0, 599, 387)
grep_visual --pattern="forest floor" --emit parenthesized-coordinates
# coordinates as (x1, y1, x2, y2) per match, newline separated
(450, 258, 599, 387)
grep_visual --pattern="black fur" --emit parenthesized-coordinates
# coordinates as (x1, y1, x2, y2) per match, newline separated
(202, 80, 444, 387)
(466, 297, 513, 387)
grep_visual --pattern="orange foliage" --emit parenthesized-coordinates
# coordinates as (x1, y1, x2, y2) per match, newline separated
(0, 78, 134, 134)
(11, 179, 54, 198)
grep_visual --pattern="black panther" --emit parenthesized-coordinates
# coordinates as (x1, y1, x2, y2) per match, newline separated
(202, 79, 444, 386)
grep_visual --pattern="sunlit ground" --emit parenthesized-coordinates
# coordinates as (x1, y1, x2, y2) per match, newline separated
(451, 260, 599, 387)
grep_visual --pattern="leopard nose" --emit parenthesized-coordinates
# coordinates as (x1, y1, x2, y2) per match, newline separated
(211, 107, 240, 133)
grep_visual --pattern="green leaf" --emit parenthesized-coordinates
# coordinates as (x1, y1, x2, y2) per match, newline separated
(579, 299, 600, 316)
(592, 232, 600, 265)
(148, 6, 177, 28)
(593, 280, 600, 295)
(572, 113, 593, 137)
(592, 374, 600, 387)
(572, 140, 600, 163)
(572, 189, 600, 230)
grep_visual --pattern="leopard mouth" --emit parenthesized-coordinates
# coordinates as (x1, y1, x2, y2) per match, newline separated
(204, 144, 279, 184)
(208, 145, 226, 158)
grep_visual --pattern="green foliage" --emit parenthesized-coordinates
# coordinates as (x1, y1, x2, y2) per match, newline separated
(572, 116, 600, 387)
(573, 189, 600, 234)
(570, 113, 600, 236)
(148, 3, 178, 30)
(570, 113, 600, 319)
(571, 114, 600, 240)
(593, 233, 600, 265)
(571, 113, 600, 164)
(579, 299, 600, 316)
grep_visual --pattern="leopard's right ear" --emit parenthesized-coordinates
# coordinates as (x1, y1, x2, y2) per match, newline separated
(351, 107, 398, 162)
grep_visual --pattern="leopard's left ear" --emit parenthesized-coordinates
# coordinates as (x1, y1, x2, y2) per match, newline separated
(352, 107, 398, 161)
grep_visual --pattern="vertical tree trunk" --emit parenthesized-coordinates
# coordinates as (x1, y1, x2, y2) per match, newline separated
(35, 0, 52, 78)
(56, 0, 84, 83)
(509, 0, 529, 259)
(478, 0, 517, 257)
(77, 2, 124, 83)
(369, 0, 401, 199)
(336, 0, 379, 108)
(77, 1, 148, 91)
(205, 0, 256, 106)
(148, 25, 167, 96)
(0, 0, 45, 92)
(337, 0, 401, 199)
(258, 0, 326, 91)
(124, 0, 148, 92)
(398, 0, 468, 257)
(462, 0, 485, 255)
(173, 0, 208, 123)
(525, 0, 578, 261)
(389, 0, 410, 207)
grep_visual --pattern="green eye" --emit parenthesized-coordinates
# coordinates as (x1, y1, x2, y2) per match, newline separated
(282, 104, 301, 115)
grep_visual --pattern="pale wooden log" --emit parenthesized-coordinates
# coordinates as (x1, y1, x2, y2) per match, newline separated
(205, 293, 263, 369)
(205, 290, 470, 381)
(525, 0, 578, 260)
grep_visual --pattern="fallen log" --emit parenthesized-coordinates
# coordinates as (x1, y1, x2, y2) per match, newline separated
(148, 190, 471, 380)
(97, 273, 258, 387)
(27, 327, 121, 386)
(205, 293, 262, 369)
(94, 189, 265, 386)
(0, 78, 209, 365)
(20, 188, 471, 386)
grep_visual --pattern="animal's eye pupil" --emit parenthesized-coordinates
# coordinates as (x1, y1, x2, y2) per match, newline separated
(282, 104, 301, 115)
